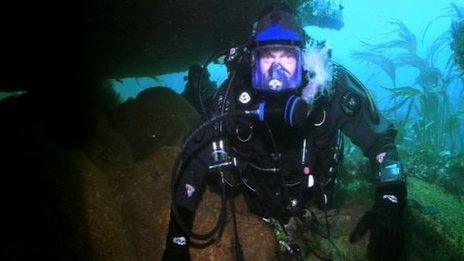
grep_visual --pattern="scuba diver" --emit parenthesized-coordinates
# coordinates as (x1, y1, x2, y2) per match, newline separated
(181, 64, 217, 114)
(163, 3, 406, 260)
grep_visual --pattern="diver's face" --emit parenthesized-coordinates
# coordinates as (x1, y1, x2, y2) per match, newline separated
(251, 45, 302, 92)
(259, 48, 297, 78)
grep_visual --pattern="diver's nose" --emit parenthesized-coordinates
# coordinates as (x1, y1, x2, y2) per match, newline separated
(268, 62, 282, 77)
(269, 62, 285, 75)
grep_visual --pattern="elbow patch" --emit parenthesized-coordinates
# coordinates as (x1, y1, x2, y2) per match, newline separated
(340, 91, 361, 116)
(335, 64, 380, 124)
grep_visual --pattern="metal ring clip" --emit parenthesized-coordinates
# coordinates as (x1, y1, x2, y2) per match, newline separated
(236, 125, 253, 142)
(314, 110, 326, 127)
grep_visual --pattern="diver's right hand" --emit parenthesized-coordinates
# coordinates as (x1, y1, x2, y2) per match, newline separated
(162, 243, 191, 261)
(349, 195, 404, 260)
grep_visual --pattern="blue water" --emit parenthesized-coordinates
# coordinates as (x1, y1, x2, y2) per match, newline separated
(306, 0, 459, 110)
(111, 64, 227, 101)
(112, 0, 460, 112)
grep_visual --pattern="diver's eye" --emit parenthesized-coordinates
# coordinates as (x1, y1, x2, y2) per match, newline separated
(260, 51, 273, 59)
(260, 56, 273, 64)
(282, 56, 295, 64)
(277, 51, 294, 62)
(281, 55, 296, 64)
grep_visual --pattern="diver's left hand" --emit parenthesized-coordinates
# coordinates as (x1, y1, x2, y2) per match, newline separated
(349, 195, 405, 260)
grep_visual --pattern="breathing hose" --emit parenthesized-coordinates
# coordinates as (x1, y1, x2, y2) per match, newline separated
(171, 109, 256, 242)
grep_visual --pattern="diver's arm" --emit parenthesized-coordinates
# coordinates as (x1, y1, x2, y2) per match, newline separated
(332, 67, 406, 259)
(333, 67, 406, 201)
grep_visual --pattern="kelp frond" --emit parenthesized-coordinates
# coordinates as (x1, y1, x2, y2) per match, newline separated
(351, 50, 396, 83)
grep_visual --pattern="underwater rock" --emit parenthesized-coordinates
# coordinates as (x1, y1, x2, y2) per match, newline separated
(190, 192, 277, 260)
(3, 1, 347, 91)
(118, 146, 178, 260)
(81, 0, 345, 82)
(406, 177, 464, 259)
(81, 111, 134, 190)
(112, 87, 200, 160)
(0, 84, 136, 259)
(49, 148, 137, 260)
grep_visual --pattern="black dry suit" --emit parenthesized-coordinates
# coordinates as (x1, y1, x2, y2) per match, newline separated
(163, 64, 407, 260)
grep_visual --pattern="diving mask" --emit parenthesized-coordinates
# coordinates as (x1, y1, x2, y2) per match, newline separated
(252, 44, 303, 92)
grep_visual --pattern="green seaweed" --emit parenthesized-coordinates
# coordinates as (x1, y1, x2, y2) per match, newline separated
(449, 4, 464, 72)
(406, 177, 464, 260)
(351, 15, 464, 200)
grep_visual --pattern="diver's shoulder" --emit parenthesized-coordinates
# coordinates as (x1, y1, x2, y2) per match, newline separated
(331, 62, 369, 98)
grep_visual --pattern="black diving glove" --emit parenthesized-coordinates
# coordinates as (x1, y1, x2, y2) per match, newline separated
(162, 206, 193, 261)
(349, 194, 405, 260)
